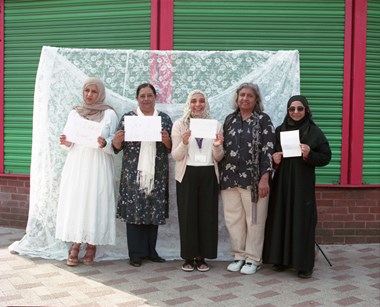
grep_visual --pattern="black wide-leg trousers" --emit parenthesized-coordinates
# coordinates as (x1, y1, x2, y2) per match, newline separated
(176, 165, 219, 260)
(127, 223, 159, 259)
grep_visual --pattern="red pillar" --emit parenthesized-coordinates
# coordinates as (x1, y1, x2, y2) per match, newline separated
(341, 0, 367, 185)
(150, 0, 173, 50)
(349, 0, 367, 184)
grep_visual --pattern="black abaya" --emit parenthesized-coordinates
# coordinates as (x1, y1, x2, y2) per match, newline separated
(263, 122, 331, 272)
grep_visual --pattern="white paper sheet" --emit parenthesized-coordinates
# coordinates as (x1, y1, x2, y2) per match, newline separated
(63, 115, 103, 148)
(124, 116, 162, 142)
(280, 130, 302, 158)
(189, 118, 218, 139)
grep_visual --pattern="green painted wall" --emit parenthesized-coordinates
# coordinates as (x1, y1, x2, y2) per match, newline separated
(363, 0, 380, 184)
(3, 0, 151, 174)
(173, 0, 345, 184)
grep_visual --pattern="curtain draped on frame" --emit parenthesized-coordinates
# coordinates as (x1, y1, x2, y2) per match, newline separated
(9, 47, 300, 261)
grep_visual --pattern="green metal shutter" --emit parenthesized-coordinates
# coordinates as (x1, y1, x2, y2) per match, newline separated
(3, 0, 151, 174)
(173, 0, 345, 184)
(363, 0, 380, 184)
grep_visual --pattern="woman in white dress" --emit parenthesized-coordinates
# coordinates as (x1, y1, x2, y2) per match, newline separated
(55, 77, 118, 266)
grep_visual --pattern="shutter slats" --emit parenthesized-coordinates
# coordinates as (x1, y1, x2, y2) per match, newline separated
(363, 0, 380, 184)
(3, 0, 151, 174)
(174, 0, 344, 184)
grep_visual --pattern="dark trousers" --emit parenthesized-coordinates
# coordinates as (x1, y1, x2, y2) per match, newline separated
(176, 165, 219, 260)
(126, 223, 159, 259)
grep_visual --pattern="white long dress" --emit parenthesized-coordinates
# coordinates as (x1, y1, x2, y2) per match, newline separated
(55, 109, 118, 245)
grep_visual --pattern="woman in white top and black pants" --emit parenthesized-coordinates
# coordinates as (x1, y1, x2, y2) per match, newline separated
(171, 90, 224, 272)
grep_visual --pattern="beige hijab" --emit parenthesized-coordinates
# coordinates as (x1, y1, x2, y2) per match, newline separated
(75, 77, 114, 122)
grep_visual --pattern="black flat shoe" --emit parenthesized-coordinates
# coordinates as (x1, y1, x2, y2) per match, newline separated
(195, 258, 210, 272)
(148, 256, 166, 263)
(298, 270, 313, 279)
(129, 258, 142, 267)
(272, 264, 286, 272)
(181, 259, 195, 272)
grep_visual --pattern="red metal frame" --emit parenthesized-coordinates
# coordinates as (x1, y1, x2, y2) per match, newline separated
(158, 0, 173, 50)
(0, 0, 372, 186)
(149, 0, 173, 104)
(340, 0, 353, 185)
(349, 0, 367, 185)
(150, 0, 159, 50)
(150, 0, 173, 50)
(341, 0, 367, 185)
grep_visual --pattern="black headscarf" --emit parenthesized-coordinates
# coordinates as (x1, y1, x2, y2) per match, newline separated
(281, 95, 315, 142)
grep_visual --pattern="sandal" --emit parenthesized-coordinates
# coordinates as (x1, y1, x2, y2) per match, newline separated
(181, 259, 195, 272)
(83, 244, 96, 265)
(67, 243, 81, 266)
(195, 257, 210, 272)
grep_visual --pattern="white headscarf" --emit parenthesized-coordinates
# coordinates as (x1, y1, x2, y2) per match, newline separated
(136, 106, 159, 196)
(180, 90, 211, 128)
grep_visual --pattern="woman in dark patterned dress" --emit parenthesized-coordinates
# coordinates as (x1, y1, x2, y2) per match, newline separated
(112, 83, 173, 267)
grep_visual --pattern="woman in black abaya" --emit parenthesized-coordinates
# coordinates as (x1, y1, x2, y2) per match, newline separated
(263, 95, 331, 278)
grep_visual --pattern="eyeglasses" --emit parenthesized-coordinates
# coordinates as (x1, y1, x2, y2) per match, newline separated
(288, 106, 305, 112)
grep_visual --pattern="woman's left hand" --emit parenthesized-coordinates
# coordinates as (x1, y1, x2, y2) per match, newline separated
(213, 134, 224, 147)
(161, 130, 172, 149)
(258, 172, 270, 198)
(98, 136, 107, 148)
(300, 143, 310, 159)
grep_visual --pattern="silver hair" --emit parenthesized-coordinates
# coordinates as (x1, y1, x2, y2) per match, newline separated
(180, 89, 211, 127)
(232, 82, 264, 112)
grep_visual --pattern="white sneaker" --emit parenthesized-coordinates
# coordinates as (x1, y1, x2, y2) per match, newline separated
(240, 262, 261, 275)
(227, 260, 245, 272)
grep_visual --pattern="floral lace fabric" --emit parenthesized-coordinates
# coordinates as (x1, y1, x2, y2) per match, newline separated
(9, 47, 299, 260)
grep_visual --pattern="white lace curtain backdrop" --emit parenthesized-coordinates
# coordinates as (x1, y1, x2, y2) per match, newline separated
(9, 47, 300, 261)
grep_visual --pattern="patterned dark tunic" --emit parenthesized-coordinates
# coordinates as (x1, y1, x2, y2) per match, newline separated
(115, 110, 173, 225)
(220, 111, 275, 202)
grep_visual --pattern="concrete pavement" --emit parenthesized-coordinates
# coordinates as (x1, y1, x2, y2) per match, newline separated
(1, 227, 379, 306)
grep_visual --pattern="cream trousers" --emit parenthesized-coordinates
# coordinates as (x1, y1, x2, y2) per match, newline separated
(221, 187, 269, 265)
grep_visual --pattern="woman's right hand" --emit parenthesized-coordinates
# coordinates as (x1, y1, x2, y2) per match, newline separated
(273, 152, 283, 165)
(59, 134, 72, 147)
(112, 130, 125, 149)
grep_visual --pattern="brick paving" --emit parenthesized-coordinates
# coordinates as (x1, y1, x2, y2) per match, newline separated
(0, 227, 379, 307)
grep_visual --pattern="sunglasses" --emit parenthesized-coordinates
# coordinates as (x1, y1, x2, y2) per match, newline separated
(288, 106, 305, 112)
